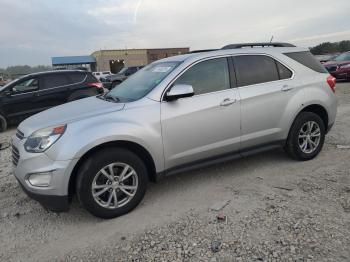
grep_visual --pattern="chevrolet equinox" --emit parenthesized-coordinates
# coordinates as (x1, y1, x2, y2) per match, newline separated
(12, 43, 337, 218)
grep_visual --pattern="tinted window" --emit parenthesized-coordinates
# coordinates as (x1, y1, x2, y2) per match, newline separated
(276, 61, 293, 79)
(334, 52, 350, 61)
(68, 72, 86, 83)
(173, 58, 230, 95)
(41, 74, 69, 89)
(284, 51, 328, 73)
(12, 78, 38, 93)
(233, 55, 279, 87)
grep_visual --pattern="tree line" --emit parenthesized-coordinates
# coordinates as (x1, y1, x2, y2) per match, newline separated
(310, 40, 350, 55)
(0, 65, 52, 79)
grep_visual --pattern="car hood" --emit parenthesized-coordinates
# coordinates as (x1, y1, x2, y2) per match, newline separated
(18, 96, 125, 137)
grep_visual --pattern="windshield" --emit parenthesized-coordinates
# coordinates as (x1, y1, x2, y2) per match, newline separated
(334, 52, 350, 62)
(107, 61, 181, 102)
(117, 67, 128, 74)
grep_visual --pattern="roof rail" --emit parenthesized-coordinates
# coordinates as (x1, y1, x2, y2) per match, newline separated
(222, 42, 295, 49)
(189, 49, 218, 54)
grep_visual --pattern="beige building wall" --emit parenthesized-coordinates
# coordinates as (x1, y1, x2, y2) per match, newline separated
(91, 48, 190, 72)
(147, 48, 190, 63)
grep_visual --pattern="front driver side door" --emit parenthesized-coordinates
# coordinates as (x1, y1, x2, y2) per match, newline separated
(3, 77, 40, 121)
(161, 57, 241, 170)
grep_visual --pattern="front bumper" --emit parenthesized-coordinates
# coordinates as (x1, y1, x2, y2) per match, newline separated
(12, 135, 78, 212)
(17, 178, 69, 212)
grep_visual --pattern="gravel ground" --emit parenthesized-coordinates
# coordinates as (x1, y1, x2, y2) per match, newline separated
(0, 83, 350, 262)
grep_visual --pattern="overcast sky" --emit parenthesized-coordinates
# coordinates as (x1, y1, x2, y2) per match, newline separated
(0, 0, 349, 67)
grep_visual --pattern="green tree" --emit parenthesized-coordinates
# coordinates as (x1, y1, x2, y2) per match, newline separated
(310, 40, 350, 55)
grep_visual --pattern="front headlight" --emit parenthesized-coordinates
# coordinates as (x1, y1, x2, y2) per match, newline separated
(24, 124, 66, 153)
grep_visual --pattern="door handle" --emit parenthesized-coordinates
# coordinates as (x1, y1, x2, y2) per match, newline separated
(281, 85, 293, 92)
(220, 98, 236, 106)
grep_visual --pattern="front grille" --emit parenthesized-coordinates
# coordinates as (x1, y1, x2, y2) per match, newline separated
(16, 129, 24, 140)
(12, 144, 20, 166)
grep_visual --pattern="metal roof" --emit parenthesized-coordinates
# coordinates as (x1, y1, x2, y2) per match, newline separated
(51, 55, 96, 65)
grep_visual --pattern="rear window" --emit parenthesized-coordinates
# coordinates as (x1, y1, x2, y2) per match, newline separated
(233, 55, 279, 87)
(284, 51, 328, 73)
(276, 61, 293, 79)
(68, 72, 86, 83)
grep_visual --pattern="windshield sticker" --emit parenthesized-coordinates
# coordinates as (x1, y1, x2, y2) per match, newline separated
(152, 66, 172, 73)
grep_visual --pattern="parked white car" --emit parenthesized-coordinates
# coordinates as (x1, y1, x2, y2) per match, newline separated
(93, 71, 112, 80)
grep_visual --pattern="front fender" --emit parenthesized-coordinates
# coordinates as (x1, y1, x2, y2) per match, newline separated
(45, 111, 164, 172)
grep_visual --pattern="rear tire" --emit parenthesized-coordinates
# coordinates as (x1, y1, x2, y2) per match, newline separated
(0, 114, 7, 132)
(285, 112, 325, 161)
(76, 148, 148, 219)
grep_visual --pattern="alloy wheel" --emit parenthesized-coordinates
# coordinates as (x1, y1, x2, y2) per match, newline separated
(91, 163, 138, 209)
(298, 121, 321, 154)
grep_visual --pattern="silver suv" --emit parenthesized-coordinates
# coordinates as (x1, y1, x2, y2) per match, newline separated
(12, 43, 337, 218)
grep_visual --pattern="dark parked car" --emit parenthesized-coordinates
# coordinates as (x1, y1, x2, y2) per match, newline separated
(0, 70, 104, 131)
(101, 66, 144, 89)
(315, 53, 340, 64)
(323, 51, 350, 80)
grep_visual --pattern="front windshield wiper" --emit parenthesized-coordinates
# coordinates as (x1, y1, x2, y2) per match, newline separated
(98, 93, 120, 103)
(105, 95, 120, 103)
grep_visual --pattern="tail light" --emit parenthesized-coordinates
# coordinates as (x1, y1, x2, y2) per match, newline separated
(326, 75, 336, 93)
(87, 82, 103, 88)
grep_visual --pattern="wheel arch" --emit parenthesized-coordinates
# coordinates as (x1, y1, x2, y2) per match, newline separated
(68, 140, 158, 199)
(299, 104, 329, 131)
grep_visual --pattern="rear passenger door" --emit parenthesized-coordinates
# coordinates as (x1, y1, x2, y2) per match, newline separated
(37, 73, 70, 110)
(232, 55, 295, 150)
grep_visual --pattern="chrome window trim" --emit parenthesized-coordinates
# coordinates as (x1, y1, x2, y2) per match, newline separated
(161, 54, 234, 101)
(231, 53, 295, 90)
(161, 53, 295, 101)
(10, 74, 88, 97)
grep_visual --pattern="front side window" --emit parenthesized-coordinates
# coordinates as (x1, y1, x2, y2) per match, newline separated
(173, 57, 230, 95)
(233, 55, 279, 87)
(107, 61, 181, 102)
(12, 78, 38, 93)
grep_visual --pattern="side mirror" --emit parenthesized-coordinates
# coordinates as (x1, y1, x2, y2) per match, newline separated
(165, 84, 194, 101)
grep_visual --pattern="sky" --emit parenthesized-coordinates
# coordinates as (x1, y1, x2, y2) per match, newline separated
(0, 0, 349, 67)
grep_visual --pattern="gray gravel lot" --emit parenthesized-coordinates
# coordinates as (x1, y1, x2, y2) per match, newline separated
(1, 83, 350, 261)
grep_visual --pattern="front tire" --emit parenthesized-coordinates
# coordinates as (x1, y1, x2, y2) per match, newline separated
(285, 112, 325, 161)
(76, 148, 148, 219)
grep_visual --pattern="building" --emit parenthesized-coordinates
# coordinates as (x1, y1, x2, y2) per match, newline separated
(91, 48, 189, 73)
(51, 55, 97, 71)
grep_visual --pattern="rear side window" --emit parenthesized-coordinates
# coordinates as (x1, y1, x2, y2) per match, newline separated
(173, 57, 230, 95)
(276, 61, 293, 79)
(41, 74, 69, 89)
(284, 51, 328, 73)
(233, 55, 279, 87)
(68, 72, 86, 83)
(86, 73, 98, 82)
